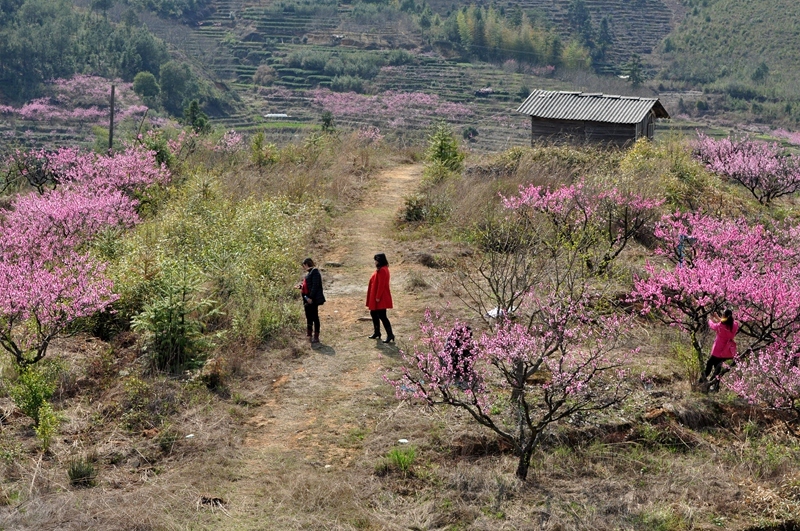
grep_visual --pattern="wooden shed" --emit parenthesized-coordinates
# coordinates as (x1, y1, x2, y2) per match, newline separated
(516, 90, 670, 147)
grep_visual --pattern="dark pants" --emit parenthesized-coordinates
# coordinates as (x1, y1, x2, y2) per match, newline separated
(370, 309, 393, 338)
(702, 356, 732, 381)
(305, 303, 320, 334)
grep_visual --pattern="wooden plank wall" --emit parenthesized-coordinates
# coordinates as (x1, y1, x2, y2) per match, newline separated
(529, 117, 638, 147)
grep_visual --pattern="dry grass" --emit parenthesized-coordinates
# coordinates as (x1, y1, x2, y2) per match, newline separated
(4, 143, 800, 531)
(191, 131, 399, 215)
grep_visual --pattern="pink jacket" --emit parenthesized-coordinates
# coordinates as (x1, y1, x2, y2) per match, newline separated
(709, 319, 739, 359)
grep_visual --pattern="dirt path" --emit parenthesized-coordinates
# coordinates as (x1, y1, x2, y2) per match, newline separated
(241, 163, 424, 470)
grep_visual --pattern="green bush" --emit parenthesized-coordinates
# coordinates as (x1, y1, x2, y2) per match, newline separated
(250, 131, 279, 167)
(34, 402, 60, 452)
(386, 49, 414, 66)
(139, 129, 176, 168)
(425, 122, 464, 172)
(111, 173, 315, 346)
(9, 364, 59, 426)
(68, 456, 98, 488)
(131, 264, 221, 373)
(330, 75, 364, 93)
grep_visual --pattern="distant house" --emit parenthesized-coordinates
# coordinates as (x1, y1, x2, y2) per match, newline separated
(516, 90, 670, 147)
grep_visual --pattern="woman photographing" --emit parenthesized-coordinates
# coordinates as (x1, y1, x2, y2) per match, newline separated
(699, 309, 739, 390)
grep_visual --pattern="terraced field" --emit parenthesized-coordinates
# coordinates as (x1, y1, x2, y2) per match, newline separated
(131, 0, 572, 151)
(0, 0, 684, 152)
(427, 0, 683, 70)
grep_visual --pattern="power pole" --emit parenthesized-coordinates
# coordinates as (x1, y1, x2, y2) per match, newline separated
(109, 84, 115, 154)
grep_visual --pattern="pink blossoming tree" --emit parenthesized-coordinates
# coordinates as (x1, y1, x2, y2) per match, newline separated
(694, 133, 800, 205)
(728, 341, 800, 435)
(0, 146, 170, 366)
(389, 182, 638, 480)
(390, 295, 631, 480)
(501, 181, 663, 274)
(631, 211, 800, 372)
(0, 252, 117, 366)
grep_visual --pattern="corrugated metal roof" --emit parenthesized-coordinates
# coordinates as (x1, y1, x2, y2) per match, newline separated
(516, 90, 670, 124)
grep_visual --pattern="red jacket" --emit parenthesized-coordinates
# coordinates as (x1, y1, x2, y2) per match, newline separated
(366, 266, 393, 310)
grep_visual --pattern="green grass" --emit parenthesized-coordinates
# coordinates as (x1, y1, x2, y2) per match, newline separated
(660, 0, 800, 124)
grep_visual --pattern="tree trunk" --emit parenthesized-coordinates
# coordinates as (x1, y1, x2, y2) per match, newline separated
(515, 446, 534, 480)
(511, 361, 525, 401)
(691, 330, 703, 372)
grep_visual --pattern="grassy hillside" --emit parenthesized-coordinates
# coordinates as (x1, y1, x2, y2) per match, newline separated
(8, 0, 800, 150)
(656, 0, 800, 126)
(4, 129, 800, 529)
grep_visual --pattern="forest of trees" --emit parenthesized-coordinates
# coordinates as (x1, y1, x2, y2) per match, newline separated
(0, 0, 170, 100)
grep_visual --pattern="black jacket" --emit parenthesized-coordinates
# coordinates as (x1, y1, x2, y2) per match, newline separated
(305, 268, 326, 305)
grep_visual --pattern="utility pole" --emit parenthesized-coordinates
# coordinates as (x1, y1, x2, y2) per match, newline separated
(109, 84, 115, 154)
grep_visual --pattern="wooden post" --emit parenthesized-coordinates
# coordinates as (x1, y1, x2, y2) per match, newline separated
(109, 84, 115, 154)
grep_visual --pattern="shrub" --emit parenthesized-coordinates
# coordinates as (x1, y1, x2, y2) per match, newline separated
(68, 456, 97, 488)
(111, 173, 314, 346)
(386, 49, 414, 66)
(139, 129, 176, 168)
(8, 364, 59, 426)
(402, 191, 450, 223)
(252, 64, 276, 86)
(462, 126, 478, 142)
(250, 131, 279, 166)
(131, 264, 221, 373)
(34, 402, 60, 452)
(183, 100, 210, 134)
(321, 111, 335, 133)
(381, 446, 416, 476)
(330, 75, 364, 93)
(422, 159, 452, 183)
(425, 122, 464, 172)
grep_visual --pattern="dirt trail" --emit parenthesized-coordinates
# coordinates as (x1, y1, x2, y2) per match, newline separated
(242, 163, 424, 468)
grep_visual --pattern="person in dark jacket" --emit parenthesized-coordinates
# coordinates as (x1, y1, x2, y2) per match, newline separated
(296, 258, 325, 343)
(366, 253, 394, 343)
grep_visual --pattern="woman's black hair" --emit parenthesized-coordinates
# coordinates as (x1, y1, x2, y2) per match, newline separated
(722, 308, 734, 329)
(374, 253, 389, 268)
(302, 257, 315, 268)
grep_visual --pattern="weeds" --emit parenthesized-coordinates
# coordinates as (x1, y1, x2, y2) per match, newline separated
(68, 456, 97, 488)
(405, 272, 430, 291)
(673, 341, 701, 387)
(156, 425, 180, 454)
(629, 505, 689, 531)
(120, 377, 179, 432)
(377, 446, 417, 477)
(8, 362, 60, 426)
(732, 435, 800, 480)
(34, 402, 60, 452)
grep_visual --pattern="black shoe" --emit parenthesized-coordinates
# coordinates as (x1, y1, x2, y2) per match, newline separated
(382, 335, 395, 344)
(368, 333, 381, 339)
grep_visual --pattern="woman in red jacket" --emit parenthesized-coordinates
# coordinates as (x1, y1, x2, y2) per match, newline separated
(366, 253, 394, 343)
